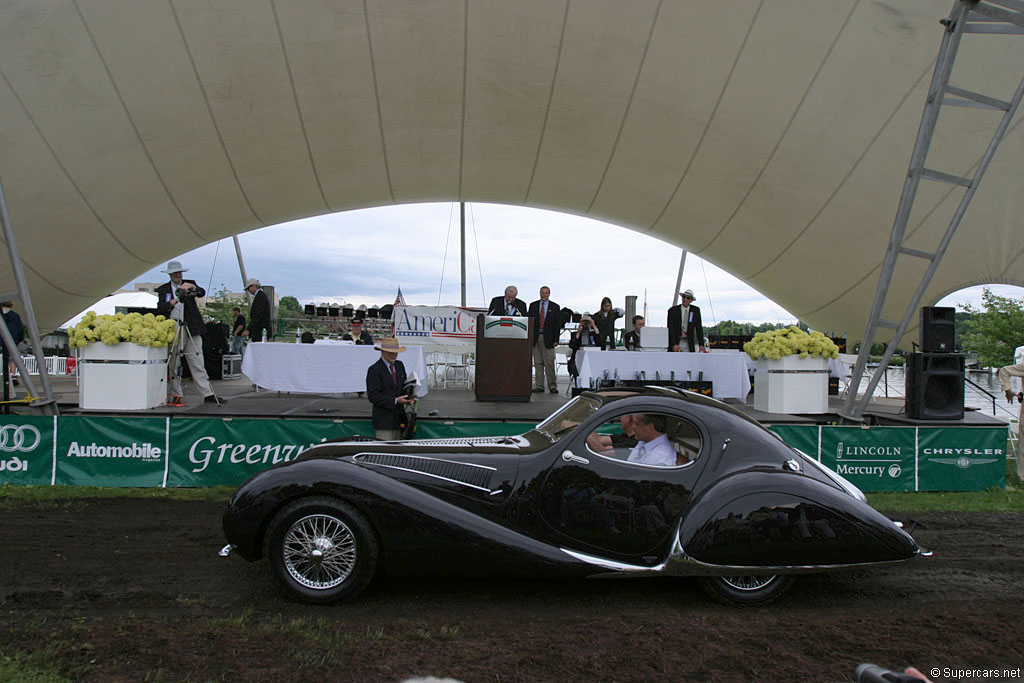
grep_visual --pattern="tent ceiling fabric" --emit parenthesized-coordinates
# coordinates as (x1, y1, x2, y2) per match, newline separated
(1, 0, 1022, 339)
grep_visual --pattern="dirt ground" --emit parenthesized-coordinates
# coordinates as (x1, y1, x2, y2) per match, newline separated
(0, 498, 1021, 683)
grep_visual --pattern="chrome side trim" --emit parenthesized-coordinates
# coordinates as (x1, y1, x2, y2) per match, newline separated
(560, 547, 665, 573)
(561, 529, 926, 576)
(663, 548, 925, 576)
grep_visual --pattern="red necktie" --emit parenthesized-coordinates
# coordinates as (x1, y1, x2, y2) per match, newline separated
(390, 364, 398, 387)
(540, 302, 546, 328)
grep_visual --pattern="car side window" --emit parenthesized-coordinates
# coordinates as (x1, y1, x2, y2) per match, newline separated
(584, 412, 703, 467)
(583, 416, 635, 461)
(664, 416, 702, 466)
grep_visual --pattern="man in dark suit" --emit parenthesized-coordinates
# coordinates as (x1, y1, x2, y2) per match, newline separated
(488, 285, 527, 317)
(667, 289, 706, 353)
(155, 260, 218, 405)
(366, 337, 412, 440)
(528, 286, 561, 393)
(244, 278, 272, 342)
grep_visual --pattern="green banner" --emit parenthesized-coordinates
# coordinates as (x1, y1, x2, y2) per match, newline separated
(168, 418, 372, 487)
(918, 427, 1006, 491)
(56, 416, 167, 487)
(0, 414, 1006, 492)
(769, 424, 1007, 492)
(0, 416, 55, 486)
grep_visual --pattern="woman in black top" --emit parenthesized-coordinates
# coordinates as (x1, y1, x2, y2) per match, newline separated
(592, 297, 621, 349)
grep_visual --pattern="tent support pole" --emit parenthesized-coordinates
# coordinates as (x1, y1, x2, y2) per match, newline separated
(0, 177, 57, 414)
(672, 250, 687, 307)
(460, 202, 466, 308)
(233, 235, 252, 304)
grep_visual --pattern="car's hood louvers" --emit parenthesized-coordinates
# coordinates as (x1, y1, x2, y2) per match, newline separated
(354, 453, 495, 491)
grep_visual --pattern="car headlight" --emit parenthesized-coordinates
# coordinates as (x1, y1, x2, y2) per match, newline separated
(793, 448, 867, 503)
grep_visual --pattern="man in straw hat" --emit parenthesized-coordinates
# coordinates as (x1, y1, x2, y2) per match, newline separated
(667, 288, 706, 353)
(155, 260, 219, 406)
(243, 278, 272, 342)
(366, 337, 413, 440)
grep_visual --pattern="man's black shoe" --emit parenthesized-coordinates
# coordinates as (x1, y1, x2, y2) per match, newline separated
(532, 387, 544, 393)
(203, 394, 221, 405)
(550, 387, 559, 393)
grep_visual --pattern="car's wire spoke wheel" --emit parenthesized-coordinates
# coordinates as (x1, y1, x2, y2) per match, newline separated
(282, 513, 357, 590)
(264, 497, 378, 604)
(720, 575, 778, 591)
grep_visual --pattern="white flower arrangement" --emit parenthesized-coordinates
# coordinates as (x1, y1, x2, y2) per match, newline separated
(69, 311, 178, 349)
(744, 326, 839, 361)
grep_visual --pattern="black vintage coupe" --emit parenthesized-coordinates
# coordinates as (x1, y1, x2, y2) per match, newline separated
(220, 387, 926, 605)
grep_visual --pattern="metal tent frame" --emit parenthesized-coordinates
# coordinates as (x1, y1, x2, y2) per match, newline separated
(842, 0, 1024, 421)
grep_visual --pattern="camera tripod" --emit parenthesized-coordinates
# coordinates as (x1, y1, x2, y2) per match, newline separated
(166, 321, 219, 407)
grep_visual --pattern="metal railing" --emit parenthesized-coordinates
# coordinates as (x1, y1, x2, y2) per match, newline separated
(14, 355, 74, 376)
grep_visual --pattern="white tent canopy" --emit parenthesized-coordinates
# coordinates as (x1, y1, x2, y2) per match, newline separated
(0, 0, 1021, 341)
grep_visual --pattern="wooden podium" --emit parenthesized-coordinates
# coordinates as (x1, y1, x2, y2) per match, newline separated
(475, 314, 533, 402)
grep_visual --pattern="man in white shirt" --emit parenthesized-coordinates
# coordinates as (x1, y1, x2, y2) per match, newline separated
(999, 357, 1024, 481)
(627, 414, 677, 467)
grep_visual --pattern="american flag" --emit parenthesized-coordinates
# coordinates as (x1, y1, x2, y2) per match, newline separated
(393, 287, 406, 307)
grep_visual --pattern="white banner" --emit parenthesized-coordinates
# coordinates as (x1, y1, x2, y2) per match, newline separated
(393, 305, 485, 347)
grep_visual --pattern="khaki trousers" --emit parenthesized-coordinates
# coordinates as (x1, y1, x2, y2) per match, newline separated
(533, 339, 557, 390)
(169, 331, 213, 400)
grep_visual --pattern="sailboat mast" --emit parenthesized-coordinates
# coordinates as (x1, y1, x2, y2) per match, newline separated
(460, 202, 467, 307)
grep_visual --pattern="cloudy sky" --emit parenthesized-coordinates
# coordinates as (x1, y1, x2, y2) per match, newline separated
(125, 202, 1023, 329)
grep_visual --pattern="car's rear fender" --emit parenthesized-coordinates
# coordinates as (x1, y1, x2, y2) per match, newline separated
(677, 470, 919, 569)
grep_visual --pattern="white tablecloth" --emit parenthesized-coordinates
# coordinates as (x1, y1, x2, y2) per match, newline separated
(241, 342, 428, 395)
(574, 350, 750, 400)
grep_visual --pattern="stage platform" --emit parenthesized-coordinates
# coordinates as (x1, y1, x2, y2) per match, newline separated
(10, 374, 1008, 429)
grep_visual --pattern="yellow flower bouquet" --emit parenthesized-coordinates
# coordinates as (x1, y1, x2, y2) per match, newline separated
(69, 311, 178, 349)
(744, 326, 839, 361)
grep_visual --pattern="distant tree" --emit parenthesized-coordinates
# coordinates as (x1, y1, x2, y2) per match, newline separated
(959, 289, 1024, 367)
(279, 295, 303, 317)
(202, 285, 246, 326)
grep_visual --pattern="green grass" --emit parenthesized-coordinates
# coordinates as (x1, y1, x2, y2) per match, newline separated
(868, 486, 1024, 513)
(0, 650, 69, 683)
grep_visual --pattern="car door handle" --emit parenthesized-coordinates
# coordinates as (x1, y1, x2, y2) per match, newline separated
(562, 450, 589, 465)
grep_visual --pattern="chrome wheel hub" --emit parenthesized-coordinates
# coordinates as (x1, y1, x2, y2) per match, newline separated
(282, 514, 357, 590)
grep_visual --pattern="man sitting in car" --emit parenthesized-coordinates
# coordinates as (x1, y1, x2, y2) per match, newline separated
(627, 414, 676, 467)
(586, 414, 639, 456)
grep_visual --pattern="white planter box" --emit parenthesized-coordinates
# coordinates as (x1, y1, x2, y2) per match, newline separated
(753, 355, 829, 414)
(78, 342, 168, 410)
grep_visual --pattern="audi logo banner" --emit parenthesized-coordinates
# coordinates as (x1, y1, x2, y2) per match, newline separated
(0, 416, 54, 485)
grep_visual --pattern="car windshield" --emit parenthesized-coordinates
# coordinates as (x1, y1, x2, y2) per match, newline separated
(535, 396, 602, 442)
